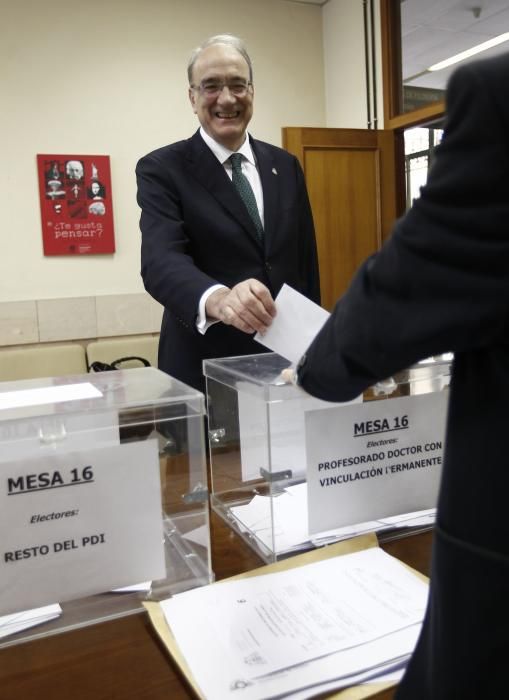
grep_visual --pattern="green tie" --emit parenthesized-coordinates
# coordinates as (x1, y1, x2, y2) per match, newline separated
(230, 153, 264, 241)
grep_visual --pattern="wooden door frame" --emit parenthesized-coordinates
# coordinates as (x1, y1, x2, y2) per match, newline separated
(380, 0, 445, 130)
(379, 0, 446, 219)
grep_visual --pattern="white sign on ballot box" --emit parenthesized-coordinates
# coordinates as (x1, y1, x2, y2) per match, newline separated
(0, 440, 166, 616)
(306, 392, 447, 533)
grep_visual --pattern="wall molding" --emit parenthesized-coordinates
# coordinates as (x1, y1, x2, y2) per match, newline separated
(0, 293, 163, 347)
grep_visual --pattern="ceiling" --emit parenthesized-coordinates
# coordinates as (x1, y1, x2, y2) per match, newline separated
(401, 0, 509, 89)
(283, 0, 509, 90)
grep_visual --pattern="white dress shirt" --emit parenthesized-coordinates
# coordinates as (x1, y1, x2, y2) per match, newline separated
(196, 127, 264, 334)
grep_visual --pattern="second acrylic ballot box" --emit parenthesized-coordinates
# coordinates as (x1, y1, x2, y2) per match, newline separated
(0, 367, 211, 647)
(204, 352, 451, 563)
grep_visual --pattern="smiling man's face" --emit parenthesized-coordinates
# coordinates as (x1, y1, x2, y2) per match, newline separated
(189, 43, 253, 152)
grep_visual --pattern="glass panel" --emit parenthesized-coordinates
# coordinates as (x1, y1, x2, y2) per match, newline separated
(0, 368, 212, 647)
(205, 352, 451, 564)
(404, 126, 443, 209)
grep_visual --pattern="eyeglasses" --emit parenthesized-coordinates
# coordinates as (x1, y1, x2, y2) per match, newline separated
(191, 80, 253, 99)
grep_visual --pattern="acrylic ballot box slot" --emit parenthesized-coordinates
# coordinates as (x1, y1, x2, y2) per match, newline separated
(204, 352, 451, 564)
(0, 367, 212, 648)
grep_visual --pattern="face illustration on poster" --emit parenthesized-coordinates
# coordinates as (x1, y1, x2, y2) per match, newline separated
(65, 160, 84, 181)
(88, 181, 106, 199)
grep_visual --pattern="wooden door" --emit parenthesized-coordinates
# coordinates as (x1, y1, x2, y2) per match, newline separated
(283, 127, 399, 311)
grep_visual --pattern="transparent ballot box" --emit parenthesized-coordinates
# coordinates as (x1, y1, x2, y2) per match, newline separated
(0, 367, 211, 648)
(204, 352, 451, 564)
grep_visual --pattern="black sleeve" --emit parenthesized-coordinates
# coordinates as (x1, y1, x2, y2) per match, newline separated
(298, 58, 509, 402)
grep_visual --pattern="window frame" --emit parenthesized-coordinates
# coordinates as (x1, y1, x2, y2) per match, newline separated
(380, 0, 446, 129)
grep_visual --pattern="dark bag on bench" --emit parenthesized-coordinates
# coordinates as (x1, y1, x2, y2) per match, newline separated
(89, 356, 151, 372)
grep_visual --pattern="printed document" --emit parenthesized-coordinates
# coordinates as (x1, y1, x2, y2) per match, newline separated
(161, 547, 428, 699)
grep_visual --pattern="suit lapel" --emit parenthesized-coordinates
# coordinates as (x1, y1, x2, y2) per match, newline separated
(251, 137, 279, 254)
(185, 131, 262, 247)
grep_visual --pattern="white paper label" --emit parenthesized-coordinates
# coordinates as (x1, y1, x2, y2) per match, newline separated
(0, 383, 102, 411)
(0, 440, 165, 615)
(305, 392, 447, 533)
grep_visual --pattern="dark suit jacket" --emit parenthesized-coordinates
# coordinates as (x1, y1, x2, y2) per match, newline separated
(136, 130, 320, 391)
(298, 53, 509, 698)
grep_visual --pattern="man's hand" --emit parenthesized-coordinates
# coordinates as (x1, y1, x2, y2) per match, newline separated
(280, 367, 296, 384)
(205, 279, 276, 335)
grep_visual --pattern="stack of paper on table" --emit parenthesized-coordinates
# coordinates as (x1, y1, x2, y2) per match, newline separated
(145, 533, 428, 700)
(229, 482, 435, 556)
(0, 604, 62, 641)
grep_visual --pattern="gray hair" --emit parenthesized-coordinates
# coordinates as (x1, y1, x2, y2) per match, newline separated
(187, 34, 253, 85)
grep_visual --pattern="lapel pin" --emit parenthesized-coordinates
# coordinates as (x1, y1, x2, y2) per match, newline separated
(272, 167, 278, 175)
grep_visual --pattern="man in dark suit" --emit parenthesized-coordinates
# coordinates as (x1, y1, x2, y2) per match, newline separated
(293, 52, 509, 698)
(136, 34, 320, 392)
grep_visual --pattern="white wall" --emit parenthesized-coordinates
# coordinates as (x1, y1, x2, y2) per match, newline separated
(1, 0, 325, 304)
(323, 0, 384, 129)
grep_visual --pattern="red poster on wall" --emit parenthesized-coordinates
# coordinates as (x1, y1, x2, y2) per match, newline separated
(37, 154, 115, 255)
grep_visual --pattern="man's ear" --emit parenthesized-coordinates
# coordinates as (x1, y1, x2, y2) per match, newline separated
(188, 87, 197, 114)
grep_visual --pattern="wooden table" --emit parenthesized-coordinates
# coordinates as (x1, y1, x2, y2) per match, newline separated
(0, 513, 433, 700)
